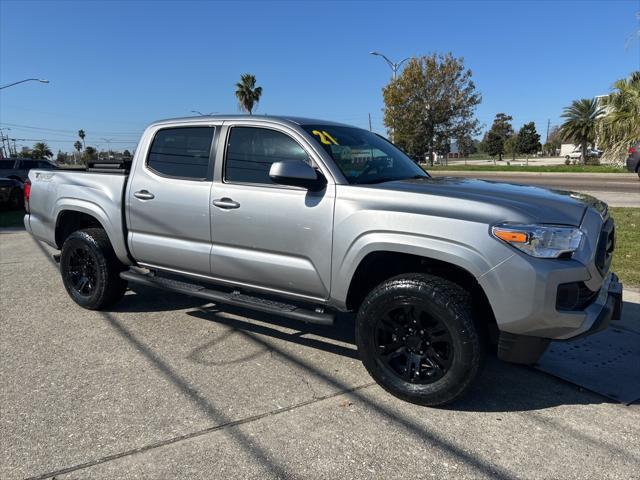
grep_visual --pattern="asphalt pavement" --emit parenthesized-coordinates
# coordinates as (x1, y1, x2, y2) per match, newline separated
(1, 231, 639, 480)
(429, 171, 639, 207)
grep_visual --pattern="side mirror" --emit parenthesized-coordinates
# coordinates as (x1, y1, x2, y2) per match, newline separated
(269, 160, 326, 191)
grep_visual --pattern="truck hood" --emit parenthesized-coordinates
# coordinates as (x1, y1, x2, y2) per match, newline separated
(371, 176, 606, 226)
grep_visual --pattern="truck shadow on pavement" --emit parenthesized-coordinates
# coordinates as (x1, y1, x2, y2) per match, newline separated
(184, 303, 614, 414)
(29, 238, 630, 480)
(109, 285, 615, 414)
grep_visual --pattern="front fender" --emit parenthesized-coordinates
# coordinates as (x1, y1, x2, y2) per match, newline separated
(330, 229, 507, 309)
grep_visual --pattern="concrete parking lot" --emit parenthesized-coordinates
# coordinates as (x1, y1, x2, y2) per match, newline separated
(1, 231, 639, 479)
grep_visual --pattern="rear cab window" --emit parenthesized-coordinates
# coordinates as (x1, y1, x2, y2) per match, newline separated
(147, 127, 215, 179)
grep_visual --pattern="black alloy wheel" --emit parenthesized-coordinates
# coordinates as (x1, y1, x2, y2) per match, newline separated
(374, 303, 453, 384)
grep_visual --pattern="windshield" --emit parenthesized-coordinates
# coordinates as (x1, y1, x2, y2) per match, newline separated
(302, 125, 428, 184)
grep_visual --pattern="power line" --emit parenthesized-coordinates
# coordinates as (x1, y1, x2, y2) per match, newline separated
(10, 137, 137, 144)
(0, 122, 141, 137)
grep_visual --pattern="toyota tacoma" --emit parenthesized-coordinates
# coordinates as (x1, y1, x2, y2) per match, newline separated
(24, 115, 623, 406)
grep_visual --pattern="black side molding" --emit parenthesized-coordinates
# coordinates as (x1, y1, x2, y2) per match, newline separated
(120, 270, 335, 326)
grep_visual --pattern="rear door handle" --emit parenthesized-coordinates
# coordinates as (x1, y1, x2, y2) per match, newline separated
(212, 197, 240, 209)
(134, 190, 155, 200)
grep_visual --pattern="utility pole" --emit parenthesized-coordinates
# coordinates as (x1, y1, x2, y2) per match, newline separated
(545, 119, 550, 143)
(0, 132, 6, 158)
(368, 113, 372, 131)
(0, 128, 10, 158)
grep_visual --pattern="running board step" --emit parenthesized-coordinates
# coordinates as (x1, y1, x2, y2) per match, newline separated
(120, 270, 334, 326)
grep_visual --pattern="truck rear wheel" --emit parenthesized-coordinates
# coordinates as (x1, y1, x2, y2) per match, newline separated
(60, 228, 127, 310)
(356, 273, 484, 406)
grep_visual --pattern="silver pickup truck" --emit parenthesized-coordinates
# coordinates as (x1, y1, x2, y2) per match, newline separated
(24, 115, 623, 406)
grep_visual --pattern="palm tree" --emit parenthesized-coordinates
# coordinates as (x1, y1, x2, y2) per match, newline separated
(598, 71, 640, 159)
(78, 129, 86, 149)
(235, 73, 262, 115)
(74, 141, 82, 164)
(31, 142, 53, 160)
(559, 98, 604, 164)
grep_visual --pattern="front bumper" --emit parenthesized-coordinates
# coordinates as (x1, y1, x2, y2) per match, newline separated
(498, 272, 623, 364)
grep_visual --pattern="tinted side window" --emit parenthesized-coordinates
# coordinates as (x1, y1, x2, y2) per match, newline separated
(225, 127, 309, 185)
(147, 127, 214, 179)
(38, 161, 54, 169)
(21, 160, 38, 169)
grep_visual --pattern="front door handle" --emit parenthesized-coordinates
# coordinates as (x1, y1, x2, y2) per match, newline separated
(212, 197, 240, 209)
(134, 190, 155, 200)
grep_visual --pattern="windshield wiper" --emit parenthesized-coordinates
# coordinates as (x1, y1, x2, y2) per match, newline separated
(355, 177, 399, 184)
(356, 174, 428, 185)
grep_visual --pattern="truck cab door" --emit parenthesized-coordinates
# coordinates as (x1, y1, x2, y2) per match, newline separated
(126, 124, 218, 275)
(209, 124, 335, 301)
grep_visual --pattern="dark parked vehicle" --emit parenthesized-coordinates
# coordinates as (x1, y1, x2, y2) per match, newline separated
(0, 177, 24, 210)
(0, 158, 57, 182)
(626, 142, 640, 179)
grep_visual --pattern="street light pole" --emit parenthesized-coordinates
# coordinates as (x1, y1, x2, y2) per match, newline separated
(370, 51, 411, 141)
(191, 110, 218, 116)
(101, 138, 113, 160)
(369, 52, 411, 80)
(0, 78, 49, 90)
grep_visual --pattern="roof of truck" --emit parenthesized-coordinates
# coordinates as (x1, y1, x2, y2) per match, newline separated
(148, 115, 353, 128)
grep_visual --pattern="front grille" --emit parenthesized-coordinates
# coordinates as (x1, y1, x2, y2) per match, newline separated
(595, 218, 615, 274)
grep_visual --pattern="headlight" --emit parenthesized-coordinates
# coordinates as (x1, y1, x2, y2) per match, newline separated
(491, 223, 584, 258)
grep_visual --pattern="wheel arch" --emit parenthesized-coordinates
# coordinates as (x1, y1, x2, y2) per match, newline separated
(53, 202, 130, 265)
(343, 250, 499, 343)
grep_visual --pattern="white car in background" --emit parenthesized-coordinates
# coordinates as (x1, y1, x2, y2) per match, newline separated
(564, 147, 601, 161)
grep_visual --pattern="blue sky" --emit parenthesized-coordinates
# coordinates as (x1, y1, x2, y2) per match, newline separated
(1, 0, 638, 154)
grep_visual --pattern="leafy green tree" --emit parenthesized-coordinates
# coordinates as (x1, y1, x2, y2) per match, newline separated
(559, 98, 603, 164)
(544, 125, 562, 156)
(235, 73, 262, 115)
(543, 142, 557, 156)
(123, 149, 132, 158)
(18, 147, 32, 158)
(382, 53, 481, 159)
(56, 150, 67, 163)
(517, 122, 541, 157)
(504, 134, 519, 160)
(456, 134, 477, 157)
(485, 113, 513, 161)
(476, 138, 488, 154)
(78, 129, 86, 149)
(82, 146, 97, 163)
(31, 142, 53, 159)
(597, 71, 640, 158)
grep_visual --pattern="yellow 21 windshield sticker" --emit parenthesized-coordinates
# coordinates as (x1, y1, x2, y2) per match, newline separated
(312, 130, 339, 145)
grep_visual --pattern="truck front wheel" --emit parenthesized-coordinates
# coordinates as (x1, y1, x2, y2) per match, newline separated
(356, 273, 484, 406)
(60, 228, 127, 310)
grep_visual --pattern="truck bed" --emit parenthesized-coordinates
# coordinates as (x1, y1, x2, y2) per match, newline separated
(25, 167, 132, 265)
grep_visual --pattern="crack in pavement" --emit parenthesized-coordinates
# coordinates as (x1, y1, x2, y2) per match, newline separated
(269, 347, 321, 401)
(25, 382, 376, 480)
